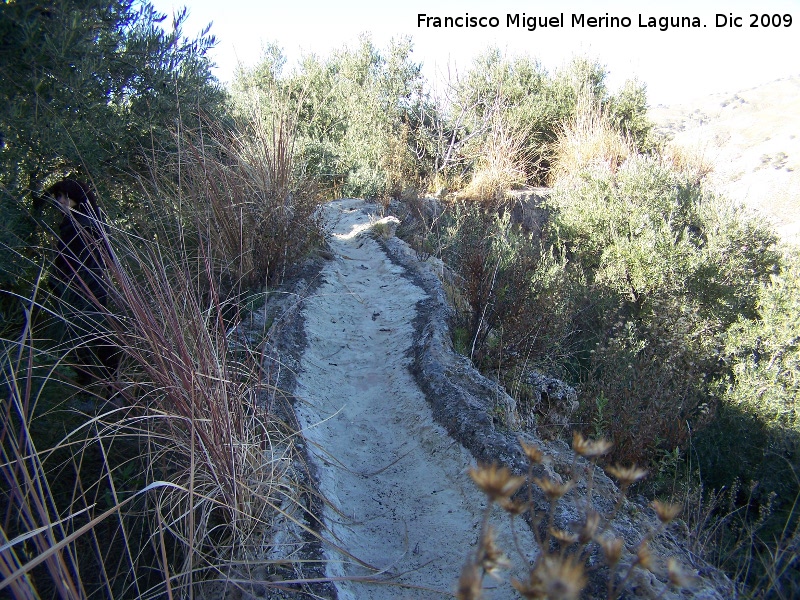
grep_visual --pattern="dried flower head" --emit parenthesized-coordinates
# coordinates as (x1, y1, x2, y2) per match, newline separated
(550, 528, 579, 545)
(532, 554, 587, 600)
(572, 431, 613, 458)
(469, 463, 525, 501)
(578, 510, 600, 544)
(651, 500, 682, 524)
(499, 497, 529, 516)
(599, 537, 624, 566)
(511, 573, 545, 600)
(533, 476, 575, 502)
(519, 438, 546, 464)
(478, 527, 511, 579)
(667, 557, 690, 588)
(635, 540, 653, 571)
(605, 464, 648, 486)
(456, 562, 483, 600)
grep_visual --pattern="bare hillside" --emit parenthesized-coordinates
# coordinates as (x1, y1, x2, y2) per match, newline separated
(650, 76, 800, 245)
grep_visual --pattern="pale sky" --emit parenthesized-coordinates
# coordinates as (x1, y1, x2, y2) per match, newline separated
(150, 0, 800, 106)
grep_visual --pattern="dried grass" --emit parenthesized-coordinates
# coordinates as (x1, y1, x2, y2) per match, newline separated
(549, 95, 632, 186)
(1, 96, 327, 597)
(461, 436, 687, 600)
(460, 116, 533, 206)
(0, 211, 321, 597)
(151, 93, 324, 292)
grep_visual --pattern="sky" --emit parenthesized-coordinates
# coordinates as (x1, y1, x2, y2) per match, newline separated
(149, 0, 800, 106)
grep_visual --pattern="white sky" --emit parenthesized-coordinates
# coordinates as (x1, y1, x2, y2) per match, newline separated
(150, 0, 800, 106)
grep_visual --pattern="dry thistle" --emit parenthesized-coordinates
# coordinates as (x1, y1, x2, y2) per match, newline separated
(468, 463, 525, 501)
(511, 573, 546, 600)
(572, 431, 613, 458)
(456, 562, 483, 600)
(478, 526, 511, 579)
(499, 497, 529, 516)
(600, 537, 624, 566)
(578, 510, 600, 544)
(532, 554, 587, 600)
(532, 476, 575, 502)
(635, 540, 653, 571)
(667, 557, 690, 588)
(605, 464, 648, 486)
(550, 528, 579, 545)
(651, 500, 682, 524)
(519, 438, 546, 464)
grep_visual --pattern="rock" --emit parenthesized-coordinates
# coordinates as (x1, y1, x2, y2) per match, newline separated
(369, 215, 400, 238)
(518, 370, 579, 435)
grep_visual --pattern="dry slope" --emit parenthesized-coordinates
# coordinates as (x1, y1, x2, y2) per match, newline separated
(650, 75, 800, 244)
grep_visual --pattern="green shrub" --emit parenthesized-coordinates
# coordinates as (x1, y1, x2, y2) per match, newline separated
(0, 0, 224, 334)
(543, 157, 779, 464)
(691, 252, 799, 593)
(233, 36, 427, 200)
(436, 202, 542, 363)
(450, 52, 653, 189)
(426, 200, 582, 384)
(719, 252, 800, 491)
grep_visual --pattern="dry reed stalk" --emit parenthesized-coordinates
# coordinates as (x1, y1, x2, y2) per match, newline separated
(549, 95, 632, 186)
(460, 114, 532, 205)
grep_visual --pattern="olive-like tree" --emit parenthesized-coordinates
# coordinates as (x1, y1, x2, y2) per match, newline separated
(0, 0, 224, 327)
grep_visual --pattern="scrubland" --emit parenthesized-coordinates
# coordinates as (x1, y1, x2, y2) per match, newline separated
(1, 1, 797, 597)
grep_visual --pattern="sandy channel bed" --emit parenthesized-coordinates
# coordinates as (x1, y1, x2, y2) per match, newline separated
(293, 199, 534, 599)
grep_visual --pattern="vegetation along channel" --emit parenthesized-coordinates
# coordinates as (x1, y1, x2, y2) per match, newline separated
(1, 1, 797, 598)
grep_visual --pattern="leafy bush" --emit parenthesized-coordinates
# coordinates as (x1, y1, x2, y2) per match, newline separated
(233, 36, 427, 200)
(689, 252, 800, 594)
(0, 8, 327, 592)
(435, 202, 549, 364)
(447, 52, 653, 190)
(0, 0, 224, 196)
(428, 155, 779, 467)
(0, 0, 224, 333)
(546, 157, 779, 464)
(713, 253, 800, 497)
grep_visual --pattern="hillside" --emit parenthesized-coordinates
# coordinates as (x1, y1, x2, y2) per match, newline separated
(249, 199, 734, 599)
(650, 76, 800, 244)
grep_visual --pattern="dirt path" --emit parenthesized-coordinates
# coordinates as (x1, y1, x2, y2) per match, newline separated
(293, 199, 534, 599)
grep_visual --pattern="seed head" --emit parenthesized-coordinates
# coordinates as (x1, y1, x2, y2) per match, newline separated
(468, 463, 525, 501)
(651, 500, 682, 524)
(635, 540, 653, 571)
(511, 574, 545, 600)
(478, 527, 511, 579)
(499, 497, 529, 516)
(667, 557, 690, 588)
(533, 554, 587, 600)
(550, 528, 579, 545)
(533, 476, 575, 502)
(600, 537, 624, 566)
(519, 438, 546, 464)
(456, 562, 482, 600)
(605, 464, 648, 486)
(578, 510, 600, 543)
(572, 431, 613, 458)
